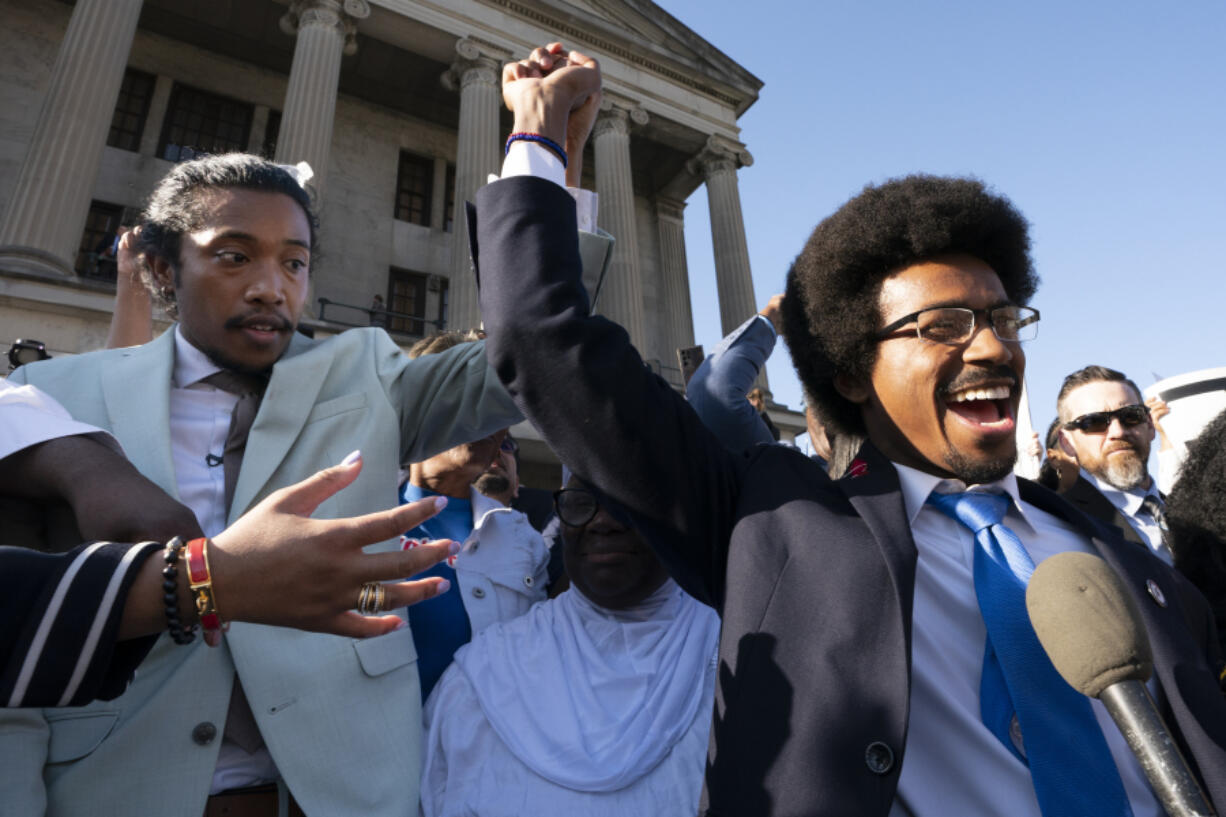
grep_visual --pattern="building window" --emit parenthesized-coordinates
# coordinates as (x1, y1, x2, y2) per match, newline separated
(261, 110, 282, 160)
(76, 201, 126, 280)
(437, 277, 449, 329)
(388, 268, 429, 336)
(107, 69, 155, 152)
(158, 83, 253, 163)
(444, 163, 457, 233)
(394, 151, 433, 226)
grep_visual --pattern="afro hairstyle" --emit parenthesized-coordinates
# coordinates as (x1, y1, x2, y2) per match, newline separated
(781, 174, 1037, 437)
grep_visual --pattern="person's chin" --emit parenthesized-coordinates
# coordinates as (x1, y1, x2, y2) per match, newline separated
(943, 438, 1016, 485)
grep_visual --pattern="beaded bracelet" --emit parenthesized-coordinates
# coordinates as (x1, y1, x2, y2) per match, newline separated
(162, 537, 197, 645)
(505, 132, 568, 169)
(186, 537, 227, 647)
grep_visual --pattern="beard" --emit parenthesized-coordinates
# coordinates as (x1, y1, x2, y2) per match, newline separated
(1097, 448, 1148, 490)
(944, 445, 1016, 486)
(474, 471, 511, 497)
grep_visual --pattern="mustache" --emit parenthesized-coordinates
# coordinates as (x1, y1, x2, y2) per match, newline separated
(936, 366, 1019, 399)
(1104, 441, 1140, 455)
(224, 312, 293, 332)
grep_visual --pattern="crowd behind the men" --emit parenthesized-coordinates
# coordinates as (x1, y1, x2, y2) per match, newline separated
(1, 41, 1224, 817)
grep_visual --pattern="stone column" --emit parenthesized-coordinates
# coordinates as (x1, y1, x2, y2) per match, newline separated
(429, 157, 448, 232)
(593, 100, 649, 350)
(0, 0, 143, 278)
(138, 75, 174, 158)
(275, 0, 369, 198)
(247, 105, 272, 155)
(655, 197, 695, 358)
(690, 135, 768, 391)
(441, 38, 504, 331)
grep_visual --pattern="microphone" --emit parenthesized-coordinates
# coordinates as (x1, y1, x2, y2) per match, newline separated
(1026, 551, 1217, 817)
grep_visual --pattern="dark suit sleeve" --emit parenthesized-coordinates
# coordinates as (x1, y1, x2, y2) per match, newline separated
(1, 542, 161, 707)
(476, 176, 744, 608)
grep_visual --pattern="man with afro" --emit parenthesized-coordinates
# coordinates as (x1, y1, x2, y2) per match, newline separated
(477, 44, 1226, 817)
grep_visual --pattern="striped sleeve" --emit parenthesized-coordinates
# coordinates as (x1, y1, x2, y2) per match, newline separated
(1, 541, 162, 708)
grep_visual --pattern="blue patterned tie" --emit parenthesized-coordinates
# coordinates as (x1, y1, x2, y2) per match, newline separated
(926, 490, 1133, 817)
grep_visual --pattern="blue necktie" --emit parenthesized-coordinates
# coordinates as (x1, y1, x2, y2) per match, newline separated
(926, 490, 1133, 817)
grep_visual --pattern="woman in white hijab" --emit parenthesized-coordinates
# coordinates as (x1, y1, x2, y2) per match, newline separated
(420, 480, 720, 817)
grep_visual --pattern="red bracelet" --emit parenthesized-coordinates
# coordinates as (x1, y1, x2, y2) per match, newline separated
(186, 537, 227, 647)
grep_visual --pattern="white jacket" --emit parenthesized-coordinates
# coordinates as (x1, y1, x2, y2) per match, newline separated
(454, 487, 550, 635)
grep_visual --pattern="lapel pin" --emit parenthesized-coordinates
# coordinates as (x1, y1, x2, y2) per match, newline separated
(847, 458, 869, 478)
(1146, 579, 1167, 608)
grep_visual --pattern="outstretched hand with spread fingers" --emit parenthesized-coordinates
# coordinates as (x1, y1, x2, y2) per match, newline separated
(208, 452, 458, 638)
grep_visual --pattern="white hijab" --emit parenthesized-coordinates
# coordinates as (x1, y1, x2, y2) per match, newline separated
(453, 579, 719, 792)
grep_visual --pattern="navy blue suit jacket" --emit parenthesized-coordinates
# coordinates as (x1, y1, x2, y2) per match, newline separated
(475, 176, 1226, 816)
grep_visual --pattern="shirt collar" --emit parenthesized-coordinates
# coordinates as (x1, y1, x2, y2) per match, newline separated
(172, 325, 224, 388)
(893, 461, 1035, 534)
(1084, 468, 1159, 518)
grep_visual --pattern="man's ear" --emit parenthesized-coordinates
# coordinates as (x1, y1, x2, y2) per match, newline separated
(148, 254, 174, 292)
(834, 372, 869, 405)
(1057, 429, 1078, 458)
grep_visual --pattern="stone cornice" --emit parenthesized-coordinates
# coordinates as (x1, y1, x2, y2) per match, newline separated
(281, 0, 371, 55)
(479, 0, 752, 111)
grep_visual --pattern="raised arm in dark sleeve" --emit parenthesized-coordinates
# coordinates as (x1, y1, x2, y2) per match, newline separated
(475, 176, 746, 608)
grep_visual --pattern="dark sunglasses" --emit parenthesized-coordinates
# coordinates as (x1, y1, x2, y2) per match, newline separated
(553, 488, 599, 527)
(500, 435, 519, 455)
(1064, 404, 1150, 433)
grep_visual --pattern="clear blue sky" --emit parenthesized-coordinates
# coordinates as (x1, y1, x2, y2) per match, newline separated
(659, 0, 1225, 436)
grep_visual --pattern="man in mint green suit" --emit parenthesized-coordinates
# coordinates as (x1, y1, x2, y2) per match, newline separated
(0, 154, 519, 816)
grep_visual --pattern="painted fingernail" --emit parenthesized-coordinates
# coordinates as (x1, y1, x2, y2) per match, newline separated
(433, 496, 448, 512)
(341, 449, 362, 466)
(393, 618, 408, 631)
(436, 579, 451, 594)
(447, 540, 462, 555)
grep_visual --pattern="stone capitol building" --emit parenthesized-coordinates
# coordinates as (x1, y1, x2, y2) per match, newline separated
(0, 0, 802, 486)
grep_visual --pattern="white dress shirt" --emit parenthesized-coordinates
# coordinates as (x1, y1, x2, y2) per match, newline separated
(890, 463, 1162, 817)
(169, 328, 279, 793)
(1085, 468, 1172, 564)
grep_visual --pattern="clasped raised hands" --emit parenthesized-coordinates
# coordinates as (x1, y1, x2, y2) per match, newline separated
(503, 43, 602, 186)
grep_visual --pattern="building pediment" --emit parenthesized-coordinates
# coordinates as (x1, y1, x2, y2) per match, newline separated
(480, 0, 762, 115)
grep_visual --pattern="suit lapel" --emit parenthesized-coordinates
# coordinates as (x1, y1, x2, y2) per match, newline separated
(837, 443, 919, 646)
(1063, 476, 1146, 548)
(101, 329, 179, 497)
(229, 332, 326, 520)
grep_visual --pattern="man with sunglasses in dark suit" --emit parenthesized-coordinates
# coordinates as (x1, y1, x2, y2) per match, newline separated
(1056, 366, 1171, 564)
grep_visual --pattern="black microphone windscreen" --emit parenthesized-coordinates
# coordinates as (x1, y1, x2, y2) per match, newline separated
(1026, 551, 1153, 698)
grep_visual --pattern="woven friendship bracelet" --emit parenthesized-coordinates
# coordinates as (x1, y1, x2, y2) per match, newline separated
(162, 537, 197, 645)
(505, 132, 568, 169)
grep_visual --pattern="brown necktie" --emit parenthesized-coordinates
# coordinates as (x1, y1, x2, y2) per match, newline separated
(202, 370, 268, 518)
(202, 370, 269, 756)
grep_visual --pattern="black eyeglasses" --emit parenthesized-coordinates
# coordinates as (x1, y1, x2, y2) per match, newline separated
(553, 488, 599, 527)
(500, 435, 519, 455)
(1064, 404, 1150, 433)
(875, 306, 1040, 345)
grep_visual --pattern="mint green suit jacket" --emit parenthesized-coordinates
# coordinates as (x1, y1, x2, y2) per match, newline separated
(1, 327, 520, 816)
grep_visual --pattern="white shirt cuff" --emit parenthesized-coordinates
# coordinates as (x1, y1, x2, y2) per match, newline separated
(494, 141, 599, 233)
